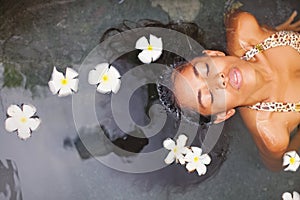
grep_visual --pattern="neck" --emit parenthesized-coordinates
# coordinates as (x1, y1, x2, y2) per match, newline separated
(242, 60, 275, 106)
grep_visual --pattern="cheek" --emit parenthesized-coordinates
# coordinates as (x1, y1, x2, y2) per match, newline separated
(212, 90, 229, 110)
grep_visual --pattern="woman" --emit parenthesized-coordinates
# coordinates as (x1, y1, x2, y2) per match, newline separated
(171, 11, 300, 171)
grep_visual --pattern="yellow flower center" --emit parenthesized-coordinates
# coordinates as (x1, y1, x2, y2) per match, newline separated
(290, 157, 296, 164)
(20, 117, 27, 123)
(194, 156, 199, 162)
(61, 78, 68, 85)
(173, 147, 178, 153)
(147, 45, 153, 51)
(102, 74, 109, 82)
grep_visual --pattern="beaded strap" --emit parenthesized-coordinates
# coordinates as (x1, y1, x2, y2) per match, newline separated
(248, 102, 300, 112)
(241, 31, 300, 61)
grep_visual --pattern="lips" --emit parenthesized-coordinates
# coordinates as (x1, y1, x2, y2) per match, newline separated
(228, 67, 242, 90)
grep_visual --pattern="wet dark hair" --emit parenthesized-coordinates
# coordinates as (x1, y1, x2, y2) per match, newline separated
(95, 19, 230, 186)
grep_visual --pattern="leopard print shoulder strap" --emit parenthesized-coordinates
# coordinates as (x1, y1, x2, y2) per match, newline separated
(243, 31, 300, 112)
(241, 31, 300, 61)
(248, 102, 300, 112)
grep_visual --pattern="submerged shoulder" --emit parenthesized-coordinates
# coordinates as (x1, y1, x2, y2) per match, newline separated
(239, 108, 289, 153)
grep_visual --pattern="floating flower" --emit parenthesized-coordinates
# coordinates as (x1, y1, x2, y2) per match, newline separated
(163, 134, 189, 165)
(283, 150, 300, 172)
(48, 66, 79, 97)
(135, 34, 163, 64)
(88, 63, 121, 94)
(282, 191, 300, 200)
(5, 104, 41, 140)
(184, 147, 211, 176)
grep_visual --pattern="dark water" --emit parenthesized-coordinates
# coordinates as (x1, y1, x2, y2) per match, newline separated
(0, 0, 300, 200)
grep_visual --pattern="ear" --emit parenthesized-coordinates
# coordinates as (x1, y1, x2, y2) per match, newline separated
(202, 50, 226, 57)
(213, 109, 236, 124)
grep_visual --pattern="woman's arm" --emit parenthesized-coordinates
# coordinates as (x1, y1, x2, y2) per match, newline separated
(275, 11, 300, 32)
(225, 11, 300, 57)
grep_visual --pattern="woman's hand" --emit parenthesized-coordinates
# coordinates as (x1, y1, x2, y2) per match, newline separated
(275, 11, 300, 32)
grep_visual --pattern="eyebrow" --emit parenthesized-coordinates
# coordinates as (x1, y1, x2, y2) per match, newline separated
(192, 65, 199, 76)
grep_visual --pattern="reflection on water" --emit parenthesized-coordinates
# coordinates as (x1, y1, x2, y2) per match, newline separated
(0, 160, 22, 200)
(71, 124, 148, 160)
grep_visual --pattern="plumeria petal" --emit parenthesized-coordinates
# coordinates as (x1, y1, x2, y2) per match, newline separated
(48, 67, 64, 94)
(22, 104, 36, 118)
(17, 127, 31, 140)
(48, 80, 61, 94)
(51, 67, 65, 81)
(17, 125, 31, 140)
(163, 138, 175, 150)
(200, 154, 211, 165)
(184, 150, 195, 162)
(176, 134, 188, 148)
(282, 192, 293, 200)
(111, 79, 121, 94)
(97, 82, 114, 94)
(88, 63, 109, 85)
(196, 163, 207, 176)
(293, 191, 300, 200)
(135, 36, 149, 50)
(191, 146, 202, 155)
(282, 191, 300, 200)
(186, 162, 196, 172)
(150, 50, 163, 62)
(180, 147, 189, 155)
(107, 66, 121, 79)
(164, 152, 175, 164)
(58, 87, 73, 97)
(27, 118, 41, 131)
(178, 155, 186, 165)
(66, 67, 78, 79)
(69, 79, 79, 92)
(7, 104, 22, 117)
(138, 50, 152, 64)
(5, 118, 18, 132)
(284, 162, 300, 172)
(283, 154, 292, 166)
(149, 34, 162, 50)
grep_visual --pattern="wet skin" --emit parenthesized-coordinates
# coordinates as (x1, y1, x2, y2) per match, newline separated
(173, 11, 300, 171)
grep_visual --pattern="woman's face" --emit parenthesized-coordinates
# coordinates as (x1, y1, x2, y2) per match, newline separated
(173, 55, 254, 116)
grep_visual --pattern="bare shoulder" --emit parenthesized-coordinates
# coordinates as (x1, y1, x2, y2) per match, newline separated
(238, 107, 289, 155)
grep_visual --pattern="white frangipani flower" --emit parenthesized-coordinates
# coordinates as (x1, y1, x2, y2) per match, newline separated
(88, 63, 121, 94)
(163, 134, 189, 165)
(282, 191, 300, 200)
(48, 66, 79, 97)
(184, 147, 211, 176)
(5, 104, 41, 140)
(283, 150, 300, 172)
(135, 34, 163, 64)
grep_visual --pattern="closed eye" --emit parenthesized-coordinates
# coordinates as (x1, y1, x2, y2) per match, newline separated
(209, 90, 214, 104)
(205, 63, 210, 77)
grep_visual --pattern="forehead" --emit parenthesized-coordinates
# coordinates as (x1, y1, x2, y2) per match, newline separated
(172, 63, 205, 111)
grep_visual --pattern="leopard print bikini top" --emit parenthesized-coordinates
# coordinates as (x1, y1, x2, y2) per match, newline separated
(241, 30, 300, 112)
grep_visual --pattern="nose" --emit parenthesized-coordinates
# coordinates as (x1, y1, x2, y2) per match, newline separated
(217, 73, 228, 89)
